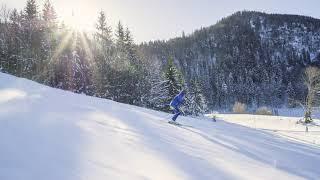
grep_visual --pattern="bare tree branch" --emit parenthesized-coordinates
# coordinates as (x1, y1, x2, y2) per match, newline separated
(303, 66, 320, 123)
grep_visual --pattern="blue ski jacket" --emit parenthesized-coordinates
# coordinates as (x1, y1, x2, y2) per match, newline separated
(170, 91, 185, 108)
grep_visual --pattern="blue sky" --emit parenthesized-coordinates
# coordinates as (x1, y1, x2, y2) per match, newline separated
(2, 0, 320, 43)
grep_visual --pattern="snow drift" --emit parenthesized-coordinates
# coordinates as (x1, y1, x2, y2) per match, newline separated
(0, 73, 320, 180)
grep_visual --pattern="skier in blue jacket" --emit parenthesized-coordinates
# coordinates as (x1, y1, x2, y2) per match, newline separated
(169, 89, 186, 122)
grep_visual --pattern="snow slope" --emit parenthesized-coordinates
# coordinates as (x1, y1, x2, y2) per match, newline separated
(0, 73, 320, 180)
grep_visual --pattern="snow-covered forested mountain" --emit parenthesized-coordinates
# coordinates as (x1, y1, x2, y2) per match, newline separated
(1, 72, 320, 180)
(1, 1, 320, 113)
(139, 11, 320, 109)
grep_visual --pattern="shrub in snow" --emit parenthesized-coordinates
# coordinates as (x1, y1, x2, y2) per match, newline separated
(256, 107, 273, 115)
(233, 102, 247, 114)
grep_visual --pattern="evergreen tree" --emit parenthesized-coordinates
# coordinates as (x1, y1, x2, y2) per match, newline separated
(71, 33, 93, 94)
(124, 27, 138, 64)
(42, 0, 57, 26)
(115, 21, 125, 49)
(114, 21, 127, 68)
(21, 0, 44, 80)
(286, 82, 296, 107)
(40, 0, 58, 84)
(150, 57, 184, 111)
(5, 9, 22, 76)
(24, 0, 38, 20)
(92, 11, 114, 98)
(124, 27, 133, 46)
(188, 79, 207, 115)
(9, 9, 21, 31)
(165, 57, 184, 99)
(95, 11, 112, 43)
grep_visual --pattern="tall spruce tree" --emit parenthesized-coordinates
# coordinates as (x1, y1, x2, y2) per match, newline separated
(96, 11, 112, 43)
(165, 58, 184, 98)
(115, 21, 125, 49)
(41, 0, 58, 84)
(188, 79, 207, 115)
(42, 0, 57, 26)
(150, 57, 184, 112)
(92, 10, 113, 98)
(286, 82, 296, 107)
(24, 0, 38, 20)
(4, 9, 22, 75)
(22, 0, 41, 80)
(124, 27, 138, 64)
(71, 33, 93, 94)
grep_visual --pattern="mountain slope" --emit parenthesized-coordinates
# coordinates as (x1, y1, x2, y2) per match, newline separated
(0, 72, 320, 180)
(140, 11, 320, 108)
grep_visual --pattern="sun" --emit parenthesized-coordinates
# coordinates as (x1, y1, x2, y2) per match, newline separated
(55, 0, 96, 32)
(61, 10, 93, 32)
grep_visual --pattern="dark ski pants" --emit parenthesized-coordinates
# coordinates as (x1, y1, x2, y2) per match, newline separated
(171, 106, 181, 121)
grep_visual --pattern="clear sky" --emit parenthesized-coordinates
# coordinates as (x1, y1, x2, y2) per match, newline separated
(2, 0, 320, 43)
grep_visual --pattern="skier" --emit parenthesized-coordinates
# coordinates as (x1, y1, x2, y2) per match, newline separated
(169, 89, 186, 124)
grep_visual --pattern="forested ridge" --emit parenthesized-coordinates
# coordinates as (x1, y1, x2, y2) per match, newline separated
(140, 11, 320, 110)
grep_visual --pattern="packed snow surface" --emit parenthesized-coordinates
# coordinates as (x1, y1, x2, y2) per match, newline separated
(1, 73, 320, 180)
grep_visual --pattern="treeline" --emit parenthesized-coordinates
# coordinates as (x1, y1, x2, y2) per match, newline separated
(0, 0, 206, 114)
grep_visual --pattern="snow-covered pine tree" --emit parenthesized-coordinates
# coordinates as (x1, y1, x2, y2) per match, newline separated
(92, 10, 113, 98)
(111, 23, 134, 103)
(40, 0, 58, 84)
(0, 6, 9, 73)
(187, 79, 207, 116)
(149, 76, 169, 111)
(24, 0, 38, 20)
(286, 82, 296, 107)
(42, 0, 57, 26)
(95, 11, 112, 44)
(115, 21, 125, 51)
(0, 7, 20, 75)
(166, 57, 184, 98)
(123, 26, 150, 106)
(113, 21, 129, 68)
(70, 33, 93, 94)
(21, 0, 44, 80)
(150, 57, 184, 112)
(124, 27, 137, 64)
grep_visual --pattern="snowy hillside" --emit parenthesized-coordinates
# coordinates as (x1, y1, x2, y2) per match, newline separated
(1, 72, 320, 180)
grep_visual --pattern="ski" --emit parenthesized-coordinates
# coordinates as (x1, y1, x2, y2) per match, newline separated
(168, 121, 193, 128)
(168, 121, 181, 126)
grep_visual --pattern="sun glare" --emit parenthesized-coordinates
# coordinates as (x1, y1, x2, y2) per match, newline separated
(61, 11, 92, 31)
(55, 1, 96, 32)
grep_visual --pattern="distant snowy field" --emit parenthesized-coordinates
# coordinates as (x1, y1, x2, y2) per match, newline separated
(214, 114, 320, 146)
(1, 72, 320, 180)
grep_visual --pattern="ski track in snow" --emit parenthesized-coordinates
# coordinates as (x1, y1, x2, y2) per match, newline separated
(0, 73, 320, 180)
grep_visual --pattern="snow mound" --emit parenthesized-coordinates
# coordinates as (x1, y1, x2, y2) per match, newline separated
(0, 73, 320, 180)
